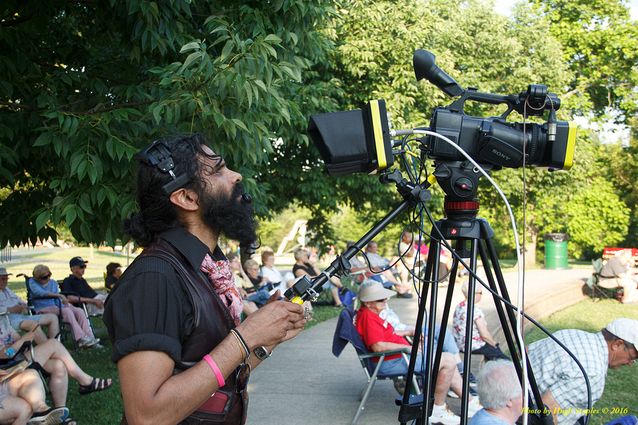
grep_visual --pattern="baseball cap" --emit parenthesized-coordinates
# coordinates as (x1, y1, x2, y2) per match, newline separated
(358, 280, 396, 302)
(69, 256, 88, 268)
(606, 318, 638, 347)
(0, 267, 11, 276)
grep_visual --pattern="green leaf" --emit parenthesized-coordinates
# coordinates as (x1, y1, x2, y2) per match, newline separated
(33, 133, 51, 147)
(232, 118, 249, 132)
(220, 40, 234, 62)
(264, 34, 282, 44)
(35, 211, 50, 231)
(180, 51, 203, 71)
(180, 41, 201, 53)
(65, 206, 77, 226)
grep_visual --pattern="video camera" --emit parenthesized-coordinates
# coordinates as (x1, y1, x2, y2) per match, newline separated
(308, 49, 576, 175)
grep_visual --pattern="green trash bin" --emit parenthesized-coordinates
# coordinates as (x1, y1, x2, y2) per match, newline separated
(544, 233, 569, 269)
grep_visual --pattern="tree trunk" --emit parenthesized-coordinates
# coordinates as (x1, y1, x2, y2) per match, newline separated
(524, 230, 538, 267)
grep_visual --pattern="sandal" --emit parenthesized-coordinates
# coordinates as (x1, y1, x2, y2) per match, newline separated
(78, 377, 112, 395)
(27, 406, 69, 424)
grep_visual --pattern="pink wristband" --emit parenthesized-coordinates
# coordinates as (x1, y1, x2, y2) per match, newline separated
(203, 354, 225, 387)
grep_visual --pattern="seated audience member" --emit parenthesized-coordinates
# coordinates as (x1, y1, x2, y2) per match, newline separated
(369, 280, 477, 389)
(0, 315, 111, 424)
(260, 250, 286, 294)
(227, 253, 258, 315)
(104, 262, 122, 292)
(0, 268, 59, 341)
(293, 248, 344, 307)
(599, 250, 638, 303)
(470, 360, 522, 425)
(61, 257, 107, 316)
(528, 318, 638, 425)
(355, 281, 480, 424)
(0, 369, 69, 425)
(243, 259, 273, 307)
(396, 231, 421, 285)
(359, 242, 412, 297)
(452, 281, 508, 361)
(28, 265, 99, 349)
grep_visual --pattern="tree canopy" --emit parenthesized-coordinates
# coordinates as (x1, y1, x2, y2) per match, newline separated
(1, 0, 636, 259)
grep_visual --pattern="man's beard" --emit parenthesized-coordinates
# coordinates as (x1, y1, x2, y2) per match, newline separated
(201, 184, 257, 248)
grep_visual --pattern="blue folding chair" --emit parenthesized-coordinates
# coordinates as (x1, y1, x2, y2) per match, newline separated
(332, 308, 420, 425)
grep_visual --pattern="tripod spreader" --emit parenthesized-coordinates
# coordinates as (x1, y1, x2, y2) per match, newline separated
(284, 173, 431, 305)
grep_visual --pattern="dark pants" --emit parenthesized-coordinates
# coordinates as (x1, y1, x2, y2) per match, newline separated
(472, 342, 509, 361)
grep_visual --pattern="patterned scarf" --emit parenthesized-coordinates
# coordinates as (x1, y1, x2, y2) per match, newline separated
(200, 253, 243, 326)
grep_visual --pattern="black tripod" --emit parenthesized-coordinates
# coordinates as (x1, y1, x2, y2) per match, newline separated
(397, 162, 551, 425)
(283, 163, 552, 425)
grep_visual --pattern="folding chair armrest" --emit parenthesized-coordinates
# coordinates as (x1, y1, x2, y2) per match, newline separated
(359, 346, 411, 359)
(31, 295, 60, 300)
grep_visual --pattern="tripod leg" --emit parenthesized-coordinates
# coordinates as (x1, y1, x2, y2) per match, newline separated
(479, 221, 547, 414)
(459, 239, 479, 425)
(429, 239, 462, 406)
(400, 236, 437, 425)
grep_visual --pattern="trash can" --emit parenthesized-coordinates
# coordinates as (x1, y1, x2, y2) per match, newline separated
(544, 233, 569, 269)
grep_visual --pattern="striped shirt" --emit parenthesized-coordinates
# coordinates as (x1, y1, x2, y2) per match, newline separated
(528, 329, 608, 425)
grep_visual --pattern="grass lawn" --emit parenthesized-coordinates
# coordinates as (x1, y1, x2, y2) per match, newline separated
(525, 299, 638, 425)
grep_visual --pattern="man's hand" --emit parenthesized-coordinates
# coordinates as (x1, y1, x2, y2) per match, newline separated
(93, 298, 104, 308)
(236, 300, 305, 349)
(58, 294, 69, 304)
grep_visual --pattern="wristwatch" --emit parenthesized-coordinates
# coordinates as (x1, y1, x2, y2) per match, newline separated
(253, 346, 272, 361)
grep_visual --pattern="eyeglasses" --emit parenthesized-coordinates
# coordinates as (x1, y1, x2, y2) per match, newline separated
(622, 342, 638, 363)
(79, 265, 87, 269)
(235, 362, 251, 394)
(373, 299, 388, 304)
(39, 273, 52, 280)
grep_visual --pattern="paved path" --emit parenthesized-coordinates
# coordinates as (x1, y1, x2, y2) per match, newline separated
(246, 267, 592, 425)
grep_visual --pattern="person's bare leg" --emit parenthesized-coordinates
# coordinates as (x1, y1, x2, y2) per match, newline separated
(331, 286, 342, 306)
(242, 301, 258, 315)
(32, 339, 93, 386)
(0, 395, 31, 425)
(433, 353, 455, 405)
(39, 313, 60, 338)
(43, 358, 69, 407)
(19, 320, 48, 345)
(10, 369, 49, 413)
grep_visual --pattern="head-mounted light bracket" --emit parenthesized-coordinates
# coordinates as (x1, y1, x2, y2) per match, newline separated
(137, 140, 191, 195)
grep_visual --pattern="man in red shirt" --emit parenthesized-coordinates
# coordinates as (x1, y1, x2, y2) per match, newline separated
(355, 281, 480, 425)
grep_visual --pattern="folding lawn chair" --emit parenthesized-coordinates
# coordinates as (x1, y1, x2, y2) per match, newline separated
(332, 307, 420, 425)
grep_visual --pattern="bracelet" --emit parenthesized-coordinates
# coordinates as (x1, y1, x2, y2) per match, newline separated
(229, 330, 246, 361)
(229, 329, 250, 362)
(203, 354, 225, 387)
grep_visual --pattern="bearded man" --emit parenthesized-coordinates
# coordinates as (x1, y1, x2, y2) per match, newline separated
(104, 134, 305, 425)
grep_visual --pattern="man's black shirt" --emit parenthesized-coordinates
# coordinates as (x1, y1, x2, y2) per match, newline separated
(104, 227, 225, 363)
(62, 274, 98, 298)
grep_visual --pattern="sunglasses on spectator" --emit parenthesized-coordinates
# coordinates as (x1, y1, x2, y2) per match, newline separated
(373, 298, 388, 304)
(39, 273, 52, 280)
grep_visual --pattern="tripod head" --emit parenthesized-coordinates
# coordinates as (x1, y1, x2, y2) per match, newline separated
(432, 160, 488, 222)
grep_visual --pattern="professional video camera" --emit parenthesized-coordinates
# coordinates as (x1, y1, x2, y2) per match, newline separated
(308, 49, 576, 176)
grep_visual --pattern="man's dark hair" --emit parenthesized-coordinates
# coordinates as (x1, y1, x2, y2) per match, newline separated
(124, 134, 211, 246)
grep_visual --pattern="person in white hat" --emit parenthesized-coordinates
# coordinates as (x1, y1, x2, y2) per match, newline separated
(528, 318, 638, 425)
(354, 281, 481, 425)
